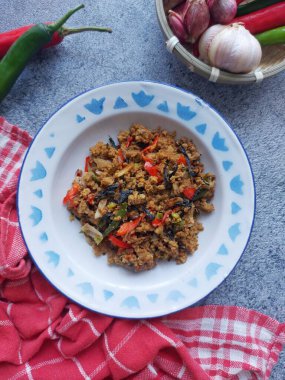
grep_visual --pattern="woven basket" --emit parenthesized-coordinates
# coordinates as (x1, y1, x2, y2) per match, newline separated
(155, 0, 285, 85)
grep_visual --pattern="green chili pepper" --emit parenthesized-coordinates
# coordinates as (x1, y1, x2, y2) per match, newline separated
(236, 0, 283, 17)
(103, 203, 128, 237)
(255, 26, 285, 45)
(0, 4, 85, 102)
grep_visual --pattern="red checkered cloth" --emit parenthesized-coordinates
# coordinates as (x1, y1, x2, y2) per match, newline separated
(0, 117, 284, 380)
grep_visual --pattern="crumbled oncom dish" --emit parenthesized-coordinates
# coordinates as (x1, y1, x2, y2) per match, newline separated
(63, 123, 215, 272)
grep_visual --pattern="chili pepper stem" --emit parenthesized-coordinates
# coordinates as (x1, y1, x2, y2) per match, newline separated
(62, 26, 112, 36)
(49, 4, 85, 33)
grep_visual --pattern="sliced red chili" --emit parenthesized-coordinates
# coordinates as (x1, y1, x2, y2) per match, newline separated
(177, 155, 187, 165)
(143, 135, 159, 153)
(63, 183, 80, 205)
(117, 215, 143, 236)
(183, 187, 196, 200)
(152, 210, 173, 227)
(87, 193, 95, 205)
(144, 161, 160, 177)
(141, 152, 154, 164)
(126, 136, 134, 148)
(118, 148, 125, 163)
(84, 156, 90, 172)
(108, 234, 131, 249)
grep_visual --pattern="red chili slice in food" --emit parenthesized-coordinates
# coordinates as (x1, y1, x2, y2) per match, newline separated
(84, 156, 90, 172)
(118, 148, 125, 163)
(177, 155, 187, 165)
(142, 135, 159, 153)
(183, 187, 196, 200)
(63, 183, 80, 205)
(144, 161, 160, 177)
(108, 234, 131, 249)
(152, 210, 173, 227)
(117, 215, 143, 236)
(126, 136, 134, 148)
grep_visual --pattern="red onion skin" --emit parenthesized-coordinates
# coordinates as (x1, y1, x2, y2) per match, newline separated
(184, 0, 210, 43)
(207, 0, 237, 24)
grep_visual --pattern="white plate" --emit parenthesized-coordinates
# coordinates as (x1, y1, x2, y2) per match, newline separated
(18, 81, 255, 318)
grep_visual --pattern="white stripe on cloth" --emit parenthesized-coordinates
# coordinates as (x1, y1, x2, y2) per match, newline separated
(71, 357, 91, 380)
(147, 363, 158, 375)
(8, 358, 65, 380)
(142, 320, 181, 348)
(24, 363, 34, 380)
(0, 216, 19, 227)
(177, 364, 186, 379)
(104, 333, 135, 374)
(0, 320, 13, 326)
(90, 323, 141, 379)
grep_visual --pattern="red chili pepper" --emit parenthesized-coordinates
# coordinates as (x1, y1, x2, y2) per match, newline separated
(108, 234, 131, 249)
(152, 210, 173, 227)
(126, 136, 134, 148)
(87, 193, 95, 205)
(84, 156, 90, 172)
(142, 152, 154, 164)
(63, 183, 80, 205)
(183, 187, 196, 200)
(117, 215, 144, 236)
(177, 155, 187, 165)
(0, 23, 112, 59)
(118, 148, 125, 163)
(144, 161, 160, 177)
(232, 2, 285, 34)
(142, 135, 159, 153)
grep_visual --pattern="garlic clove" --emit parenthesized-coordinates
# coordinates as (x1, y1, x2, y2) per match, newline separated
(208, 23, 262, 73)
(184, 0, 210, 43)
(199, 24, 226, 63)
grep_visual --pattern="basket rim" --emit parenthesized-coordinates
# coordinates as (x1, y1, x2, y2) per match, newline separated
(155, 0, 285, 84)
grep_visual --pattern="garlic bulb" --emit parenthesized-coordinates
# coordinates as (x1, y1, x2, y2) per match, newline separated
(199, 24, 225, 63)
(199, 23, 262, 74)
(184, 0, 210, 43)
(207, 0, 237, 24)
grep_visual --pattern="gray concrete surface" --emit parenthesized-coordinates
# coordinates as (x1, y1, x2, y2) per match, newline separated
(1, 1, 284, 377)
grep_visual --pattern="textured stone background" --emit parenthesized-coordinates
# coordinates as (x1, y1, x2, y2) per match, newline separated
(1, 1, 284, 377)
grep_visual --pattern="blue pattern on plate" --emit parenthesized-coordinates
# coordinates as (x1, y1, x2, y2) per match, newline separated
(121, 296, 140, 309)
(77, 282, 94, 296)
(34, 189, 43, 198)
(167, 290, 185, 302)
(228, 223, 241, 242)
(132, 91, 154, 107)
(147, 293, 158, 303)
(45, 251, 60, 267)
(217, 244, 228, 255)
(188, 278, 198, 288)
(76, 114, 86, 123)
(114, 96, 128, 109)
(177, 102, 196, 121)
(103, 290, 114, 300)
(157, 101, 169, 113)
(230, 175, 244, 195)
(44, 147, 55, 159)
(231, 202, 241, 214)
(68, 268, 74, 277)
(30, 161, 46, 181)
(195, 123, 207, 135)
(206, 263, 222, 280)
(29, 206, 42, 226)
(84, 97, 105, 115)
(222, 161, 233, 171)
(212, 132, 229, 151)
(40, 232, 48, 242)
